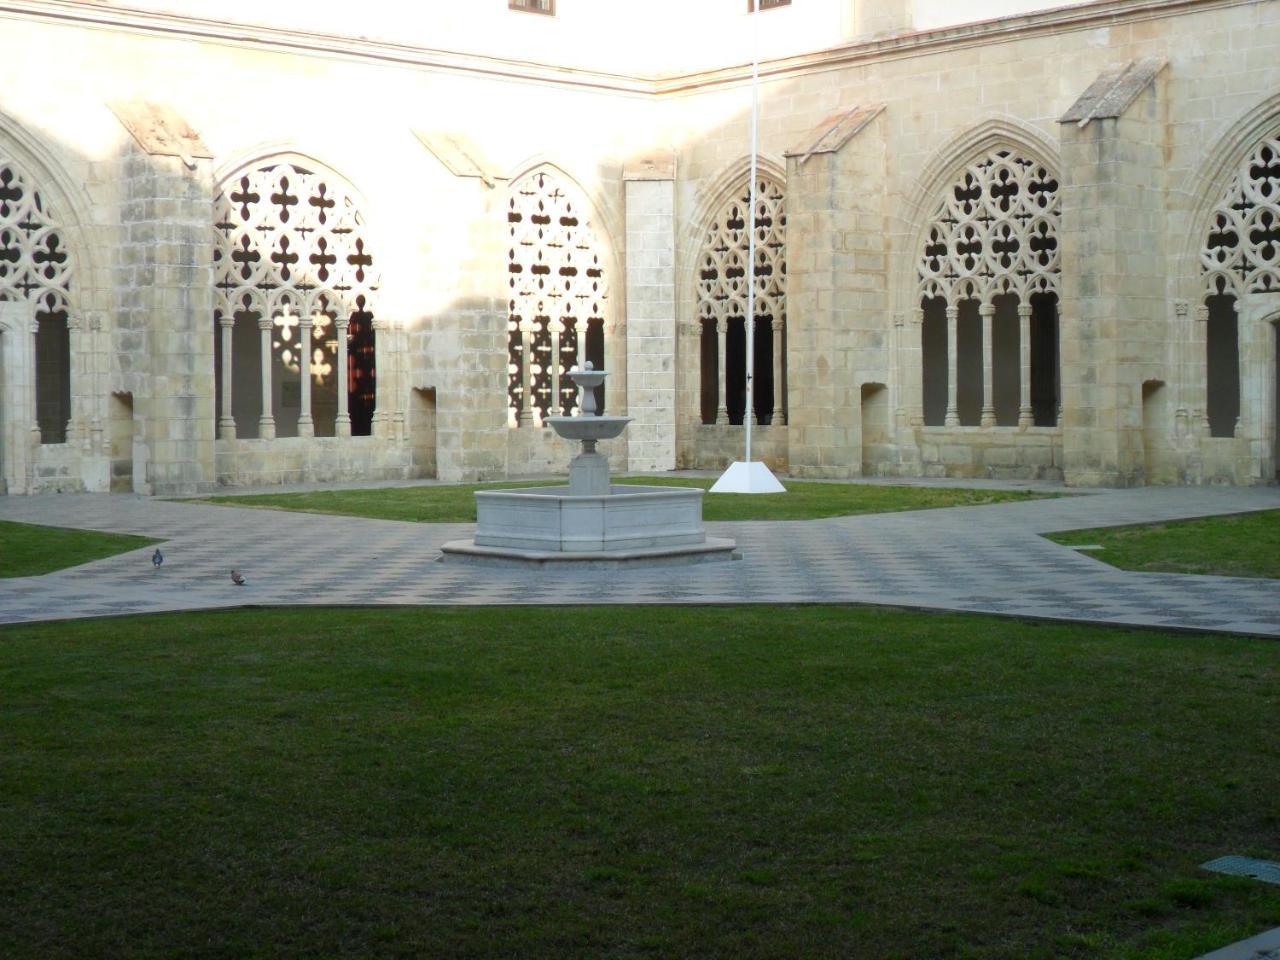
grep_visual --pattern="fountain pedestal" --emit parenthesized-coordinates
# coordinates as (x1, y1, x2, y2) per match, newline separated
(441, 364, 736, 566)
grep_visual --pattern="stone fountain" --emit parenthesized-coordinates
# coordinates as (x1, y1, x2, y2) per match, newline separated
(441, 364, 736, 565)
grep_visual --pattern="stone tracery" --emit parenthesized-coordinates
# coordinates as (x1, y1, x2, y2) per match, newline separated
(916, 148, 1060, 428)
(1200, 135, 1280, 298)
(695, 175, 786, 426)
(213, 162, 378, 439)
(506, 169, 608, 427)
(0, 155, 73, 443)
(1197, 134, 1280, 437)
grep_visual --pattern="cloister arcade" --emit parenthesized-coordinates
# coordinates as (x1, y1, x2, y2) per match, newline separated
(0, 0, 1276, 494)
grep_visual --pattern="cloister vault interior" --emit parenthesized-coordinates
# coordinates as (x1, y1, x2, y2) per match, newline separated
(1, 0, 1279, 495)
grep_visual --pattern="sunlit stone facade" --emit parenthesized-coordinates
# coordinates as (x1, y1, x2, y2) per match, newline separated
(0, 0, 1278, 493)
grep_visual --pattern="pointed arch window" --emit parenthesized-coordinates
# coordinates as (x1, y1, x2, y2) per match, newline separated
(213, 162, 378, 440)
(1199, 135, 1280, 438)
(916, 148, 1060, 428)
(695, 175, 786, 426)
(506, 169, 608, 427)
(0, 157, 73, 444)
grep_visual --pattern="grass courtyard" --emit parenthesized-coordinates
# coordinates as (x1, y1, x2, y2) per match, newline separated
(194, 477, 1053, 523)
(2, 605, 1277, 960)
(0, 519, 157, 579)
(1047, 509, 1280, 580)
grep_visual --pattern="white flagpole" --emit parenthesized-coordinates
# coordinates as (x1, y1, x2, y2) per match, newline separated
(708, 0, 785, 494)
(744, 0, 759, 463)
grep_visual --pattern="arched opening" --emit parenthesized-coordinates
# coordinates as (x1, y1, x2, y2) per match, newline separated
(916, 148, 1061, 431)
(213, 162, 378, 441)
(696, 174, 787, 426)
(0, 156, 74, 448)
(506, 169, 609, 427)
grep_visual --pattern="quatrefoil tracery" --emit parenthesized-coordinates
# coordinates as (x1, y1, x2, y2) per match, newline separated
(696, 176, 787, 330)
(506, 170, 609, 423)
(1201, 136, 1280, 297)
(0, 157, 72, 311)
(917, 149, 1061, 303)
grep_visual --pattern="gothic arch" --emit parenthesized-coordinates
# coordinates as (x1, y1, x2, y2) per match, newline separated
(892, 117, 1061, 314)
(681, 153, 788, 267)
(0, 115, 103, 451)
(900, 122, 1062, 431)
(503, 162, 621, 427)
(1174, 92, 1280, 302)
(0, 106, 102, 317)
(212, 151, 381, 440)
(688, 161, 788, 427)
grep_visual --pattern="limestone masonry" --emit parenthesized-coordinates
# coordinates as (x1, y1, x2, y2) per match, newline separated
(0, 0, 1277, 494)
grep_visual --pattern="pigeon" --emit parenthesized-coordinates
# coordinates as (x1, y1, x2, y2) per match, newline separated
(230, 569, 246, 586)
(152, 548, 163, 569)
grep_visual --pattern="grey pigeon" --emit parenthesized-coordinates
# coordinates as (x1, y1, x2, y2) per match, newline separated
(152, 548, 163, 569)
(230, 569, 246, 586)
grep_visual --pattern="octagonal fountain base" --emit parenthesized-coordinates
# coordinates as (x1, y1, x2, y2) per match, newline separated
(440, 484, 737, 567)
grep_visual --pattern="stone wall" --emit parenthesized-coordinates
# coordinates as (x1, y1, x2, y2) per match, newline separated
(0, 0, 1277, 492)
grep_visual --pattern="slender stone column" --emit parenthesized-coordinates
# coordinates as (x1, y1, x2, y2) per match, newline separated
(716, 317, 729, 425)
(1196, 304, 1211, 435)
(29, 322, 41, 447)
(88, 313, 106, 458)
(518, 325, 533, 425)
(369, 317, 389, 438)
(944, 304, 960, 427)
(298, 314, 315, 438)
(334, 316, 351, 438)
(257, 316, 275, 440)
(65, 316, 82, 444)
(909, 307, 925, 427)
(550, 322, 562, 415)
(1018, 303, 1033, 428)
(770, 318, 785, 426)
(980, 302, 996, 427)
(218, 317, 236, 439)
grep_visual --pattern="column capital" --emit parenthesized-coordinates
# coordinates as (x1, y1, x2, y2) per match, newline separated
(910, 307, 924, 325)
(219, 316, 235, 329)
(978, 303, 995, 318)
(334, 317, 351, 331)
(944, 305, 959, 320)
(1173, 299, 1189, 320)
(257, 316, 273, 331)
(1195, 305, 1209, 323)
(1017, 302, 1033, 319)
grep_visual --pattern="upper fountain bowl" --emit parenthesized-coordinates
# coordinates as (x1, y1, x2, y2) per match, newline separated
(545, 415, 631, 443)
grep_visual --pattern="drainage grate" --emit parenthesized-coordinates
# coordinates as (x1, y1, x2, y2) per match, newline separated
(1201, 856, 1280, 885)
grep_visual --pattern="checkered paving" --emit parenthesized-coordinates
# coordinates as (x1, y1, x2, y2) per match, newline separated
(0, 483, 1277, 636)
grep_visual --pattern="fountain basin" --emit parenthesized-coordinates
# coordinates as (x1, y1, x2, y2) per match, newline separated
(440, 483, 737, 565)
(544, 415, 630, 444)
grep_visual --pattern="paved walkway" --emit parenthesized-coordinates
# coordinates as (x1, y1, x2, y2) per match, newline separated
(0, 482, 1277, 635)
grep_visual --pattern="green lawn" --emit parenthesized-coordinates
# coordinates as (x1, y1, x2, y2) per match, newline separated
(1048, 509, 1280, 579)
(2, 606, 1277, 960)
(194, 478, 1053, 523)
(0, 519, 158, 578)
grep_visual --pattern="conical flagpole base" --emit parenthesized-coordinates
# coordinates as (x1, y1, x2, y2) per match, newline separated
(710, 460, 786, 494)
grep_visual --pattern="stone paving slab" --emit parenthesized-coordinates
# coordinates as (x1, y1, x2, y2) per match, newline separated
(0, 485, 1277, 635)
(1195, 927, 1280, 960)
